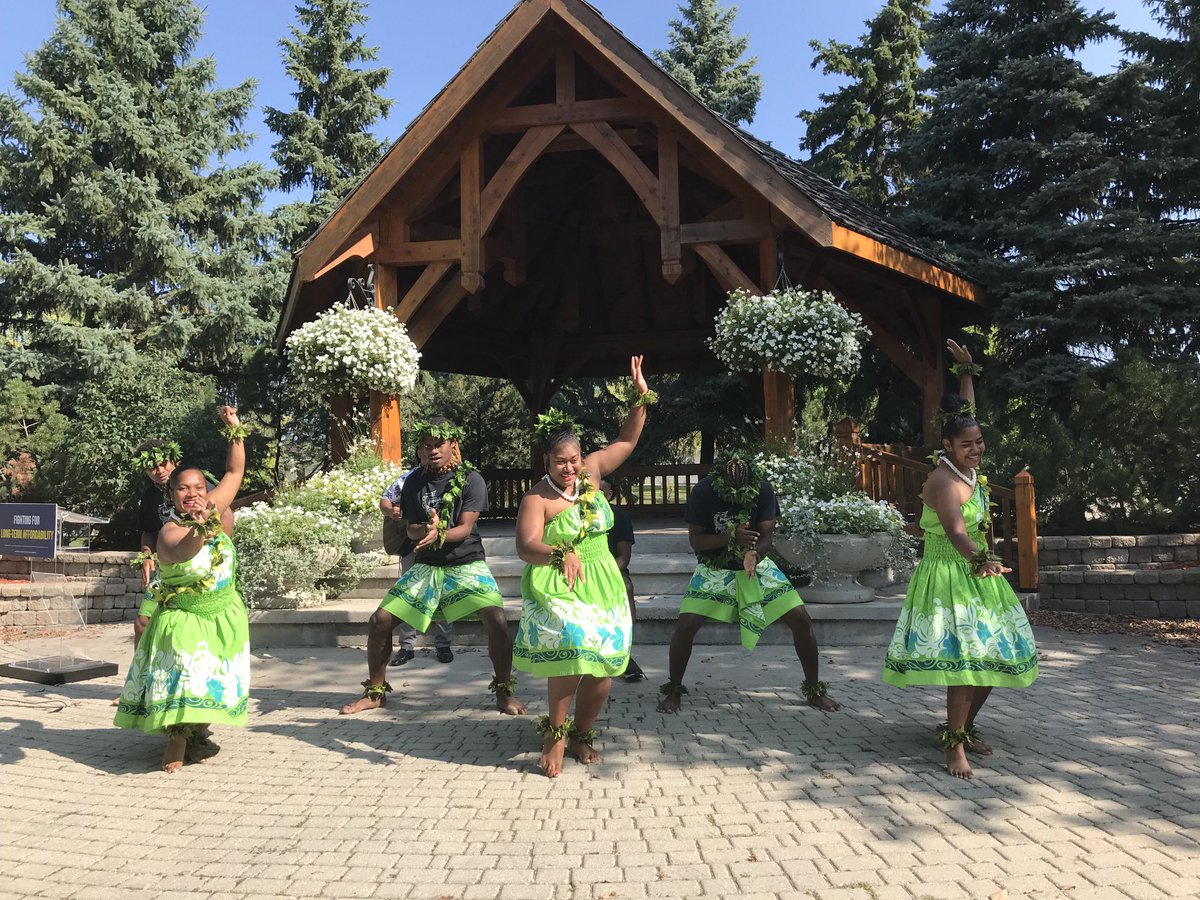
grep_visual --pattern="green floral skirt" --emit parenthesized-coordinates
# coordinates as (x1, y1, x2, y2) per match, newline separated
(379, 560, 503, 632)
(679, 559, 803, 650)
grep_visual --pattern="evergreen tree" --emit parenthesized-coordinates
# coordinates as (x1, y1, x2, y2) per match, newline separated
(265, 0, 392, 245)
(0, 0, 278, 384)
(900, 0, 1118, 399)
(654, 0, 763, 125)
(798, 0, 930, 210)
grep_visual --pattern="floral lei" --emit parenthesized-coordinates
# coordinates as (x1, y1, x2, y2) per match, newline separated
(151, 510, 226, 608)
(430, 460, 474, 549)
(707, 452, 762, 567)
(548, 471, 600, 572)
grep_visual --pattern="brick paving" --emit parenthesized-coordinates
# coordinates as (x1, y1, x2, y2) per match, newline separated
(1, 624, 1198, 899)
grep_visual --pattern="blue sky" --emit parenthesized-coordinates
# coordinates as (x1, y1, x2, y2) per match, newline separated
(1, 0, 1160, 207)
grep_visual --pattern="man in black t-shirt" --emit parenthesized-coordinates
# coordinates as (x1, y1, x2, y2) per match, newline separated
(341, 419, 525, 718)
(656, 452, 839, 714)
(600, 478, 644, 682)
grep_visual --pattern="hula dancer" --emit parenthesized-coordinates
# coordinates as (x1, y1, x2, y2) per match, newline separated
(514, 355, 653, 778)
(341, 418, 523, 716)
(114, 407, 250, 773)
(881, 339, 1038, 779)
(657, 451, 840, 714)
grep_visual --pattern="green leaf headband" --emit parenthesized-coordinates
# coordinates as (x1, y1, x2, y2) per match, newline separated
(534, 408, 579, 446)
(710, 449, 762, 490)
(931, 399, 979, 430)
(413, 420, 465, 443)
(131, 441, 182, 473)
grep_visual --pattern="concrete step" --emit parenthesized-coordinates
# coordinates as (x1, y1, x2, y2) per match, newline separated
(248, 587, 912, 649)
(473, 531, 694, 557)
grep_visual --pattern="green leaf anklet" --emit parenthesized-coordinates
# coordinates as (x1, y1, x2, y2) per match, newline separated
(658, 681, 688, 699)
(568, 724, 599, 744)
(360, 680, 393, 700)
(936, 724, 974, 750)
(488, 676, 518, 695)
(800, 680, 830, 702)
(535, 715, 573, 742)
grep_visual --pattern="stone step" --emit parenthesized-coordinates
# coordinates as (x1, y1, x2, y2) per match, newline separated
(474, 530, 694, 557)
(248, 588, 917, 649)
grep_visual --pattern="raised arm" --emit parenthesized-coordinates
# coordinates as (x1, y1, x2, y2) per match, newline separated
(946, 339, 977, 407)
(207, 406, 246, 513)
(583, 355, 652, 479)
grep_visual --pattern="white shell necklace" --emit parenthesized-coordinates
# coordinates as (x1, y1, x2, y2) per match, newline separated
(542, 474, 579, 503)
(939, 452, 978, 488)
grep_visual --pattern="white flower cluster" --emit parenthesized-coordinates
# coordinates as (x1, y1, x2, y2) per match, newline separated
(286, 303, 421, 401)
(234, 502, 353, 546)
(709, 288, 869, 380)
(296, 462, 406, 519)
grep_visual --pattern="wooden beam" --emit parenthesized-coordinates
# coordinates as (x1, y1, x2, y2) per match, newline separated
(488, 97, 642, 131)
(555, 48, 575, 105)
(692, 242, 756, 293)
(308, 227, 377, 282)
(407, 277, 470, 349)
(758, 237, 794, 448)
(375, 239, 460, 266)
(680, 219, 773, 245)
(460, 137, 485, 295)
(658, 129, 681, 282)
(571, 120, 663, 223)
(830, 222, 985, 305)
(394, 260, 455, 323)
(546, 128, 644, 153)
(480, 124, 565, 234)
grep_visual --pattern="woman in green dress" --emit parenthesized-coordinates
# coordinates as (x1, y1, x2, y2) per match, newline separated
(114, 406, 249, 773)
(882, 341, 1038, 779)
(514, 355, 654, 778)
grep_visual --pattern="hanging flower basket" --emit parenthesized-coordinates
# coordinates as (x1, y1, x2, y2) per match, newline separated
(708, 287, 869, 380)
(286, 303, 421, 402)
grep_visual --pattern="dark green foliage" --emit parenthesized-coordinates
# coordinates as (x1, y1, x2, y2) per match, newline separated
(399, 373, 529, 469)
(265, 0, 392, 246)
(0, 0, 279, 384)
(799, 0, 930, 210)
(0, 380, 70, 500)
(653, 0, 763, 125)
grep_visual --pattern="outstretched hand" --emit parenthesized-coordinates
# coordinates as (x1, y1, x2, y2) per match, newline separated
(630, 355, 649, 396)
(946, 339, 973, 366)
(218, 405, 241, 427)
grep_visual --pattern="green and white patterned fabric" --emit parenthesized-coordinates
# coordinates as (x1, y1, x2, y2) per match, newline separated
(680, 558, 804, 650)
(514, 491, 631, 678)
(114, 533, 250, 733)
(882, 483, 1038, 688)
(379, 559, 504, 630)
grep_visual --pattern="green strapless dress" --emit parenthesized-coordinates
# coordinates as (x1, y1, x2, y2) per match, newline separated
(513, 492, 632, 678)
(114, 533, 250, 733)
(882, 482, 1038, 688)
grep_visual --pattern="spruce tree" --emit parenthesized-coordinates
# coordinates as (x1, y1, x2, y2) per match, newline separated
(654, 0, 763, 125)
(0, 0, 278, 384)
(265, 0, 392, 246)
(799, 0, 930, 211)
(900, 0, 1118, 399)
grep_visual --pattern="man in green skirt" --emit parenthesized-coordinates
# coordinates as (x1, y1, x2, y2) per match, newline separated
(341, 419, 524, 716)
(657, 452, 840, 714)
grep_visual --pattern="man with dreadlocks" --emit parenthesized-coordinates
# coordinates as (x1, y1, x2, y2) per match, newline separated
(657, 451, 840, 714)
(340, 418, 524, 716)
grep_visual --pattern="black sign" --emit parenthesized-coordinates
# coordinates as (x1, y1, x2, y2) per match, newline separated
(0, 503, 58, 559)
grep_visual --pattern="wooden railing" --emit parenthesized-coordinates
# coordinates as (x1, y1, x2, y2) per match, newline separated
(836, 418, 1039, 591)
(479, 464, 711, 519)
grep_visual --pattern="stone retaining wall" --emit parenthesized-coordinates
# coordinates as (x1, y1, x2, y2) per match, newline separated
(1037, 534, 1200, 618)
(0, 553, 143, 628)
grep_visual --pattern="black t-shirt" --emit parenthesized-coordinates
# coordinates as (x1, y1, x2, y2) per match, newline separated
(685, 476, 780, 569)
(400, 467, 489, 567)
(607, 506, 635, 571)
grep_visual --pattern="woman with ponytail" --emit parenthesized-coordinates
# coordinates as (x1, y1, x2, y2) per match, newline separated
(882, 340, 1038, 779)
(513, 356, 654, 777)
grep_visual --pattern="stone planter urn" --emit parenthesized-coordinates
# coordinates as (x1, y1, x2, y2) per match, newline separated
(773, 533, 892, 603)
(347, 514, 384, 554)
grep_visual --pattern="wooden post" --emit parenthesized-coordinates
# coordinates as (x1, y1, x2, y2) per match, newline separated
(1014, 469, 1038, 591)
(759, 237, 794, 449)
(460, 137, 485, 295)
(329, 393, 352, 465)
(370, 392, 403, 465)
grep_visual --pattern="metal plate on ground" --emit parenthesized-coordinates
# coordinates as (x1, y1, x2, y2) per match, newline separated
(0, 656, 118, 685)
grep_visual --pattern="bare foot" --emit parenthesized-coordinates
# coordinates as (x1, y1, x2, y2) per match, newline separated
(340, 693, 385, 715)
(946, 744, 973, 779)
(657, 693, 682, 714)
(807, 693, 841, 712)
(568, 738, 601, 765)
(936, 723, 993, 755)
(186, 731, 221, 764)
(162, 734, 187, 774)
(495, 690, 527, 716)
(111, 697, 120, 707)
(540, 735, 567, 778)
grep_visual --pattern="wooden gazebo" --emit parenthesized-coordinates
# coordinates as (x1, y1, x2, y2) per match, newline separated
(277, 0, 989, 460)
